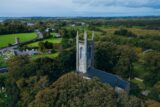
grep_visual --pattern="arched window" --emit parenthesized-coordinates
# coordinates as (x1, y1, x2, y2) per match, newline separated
(88, 47, 91, 58)
(80, 47, 83, 59)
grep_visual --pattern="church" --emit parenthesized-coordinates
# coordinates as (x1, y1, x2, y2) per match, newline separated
(76, 31, 130, 92)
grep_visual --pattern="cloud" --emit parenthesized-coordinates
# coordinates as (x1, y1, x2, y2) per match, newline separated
(71, 0, 160, 16)
(0, 0, 77, 17)
(72, 0, 160, 9)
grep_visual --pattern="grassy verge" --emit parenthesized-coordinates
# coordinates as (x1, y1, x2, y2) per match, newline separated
(31, 52, 59, 60)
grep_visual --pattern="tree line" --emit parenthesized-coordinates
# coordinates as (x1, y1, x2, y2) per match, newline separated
(0, 20, 34, 35)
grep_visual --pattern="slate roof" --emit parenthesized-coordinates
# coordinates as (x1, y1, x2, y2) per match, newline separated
(86, 68, 130, 92)
(0, 68, 8, 73)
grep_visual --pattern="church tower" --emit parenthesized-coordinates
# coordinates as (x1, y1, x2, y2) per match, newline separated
(76, 31, 129, 92)
(76, 31, 94, 73)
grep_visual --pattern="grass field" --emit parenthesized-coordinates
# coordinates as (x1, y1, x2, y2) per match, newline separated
(0, 33, 37, 48)
(51, 32, 57, 37)
(102, 28, 160, 38)
(128, 28, 160, 36)
(27, 38, 62, 47)
(31, 52, 59, 60)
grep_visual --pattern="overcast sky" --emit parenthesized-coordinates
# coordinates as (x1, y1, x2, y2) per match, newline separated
(0, 0, 160, 17)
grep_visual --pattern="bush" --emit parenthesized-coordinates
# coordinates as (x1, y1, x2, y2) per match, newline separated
(114, 29, 136, 37)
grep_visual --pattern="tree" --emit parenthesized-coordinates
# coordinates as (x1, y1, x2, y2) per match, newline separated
(16, 76, 49, 107)
(117, 93, 142, 107)
(114, 29, 136, 37)
(7, 55, 30, 80)
(0, 20, 33, 35)
(61, 38, 75, 49)
(149, 81, 160, 101)
(145, 100, 160, 107)
(29, 72, 142, 107)
(59, 47, 76, 72)
(114, 45, 137, 78)
(94, 41, 117, 73)
(38, 41, 53, 52)
(38, 42, 46, 52)
(6, 56, 65, 107)
(0, 73, 7, 89)
(143, 52, 160, 86)
(58, 28, 76, 38)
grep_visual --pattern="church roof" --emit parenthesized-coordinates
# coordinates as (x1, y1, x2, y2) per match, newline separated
(86, 68, 130, 92)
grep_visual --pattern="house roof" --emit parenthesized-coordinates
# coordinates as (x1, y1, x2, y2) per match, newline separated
(86, 68, 130, 91)
(0, 68, 8, 73)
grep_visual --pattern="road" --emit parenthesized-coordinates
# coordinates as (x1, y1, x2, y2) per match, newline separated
(35, 29, 44, 39)
(0, 45, 17, 53)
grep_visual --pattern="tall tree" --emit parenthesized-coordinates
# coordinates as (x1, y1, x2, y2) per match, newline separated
(94, 41, 117, 73)
(143, 52, 160, 86)
(114, 45, 137, 79)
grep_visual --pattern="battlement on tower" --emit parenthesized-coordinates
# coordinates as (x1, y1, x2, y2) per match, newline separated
(76, 31, 94, 74)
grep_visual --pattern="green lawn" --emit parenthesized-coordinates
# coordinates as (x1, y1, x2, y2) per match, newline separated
(31, 52, 59, 60)
(131, 78, 145, 89)
(28, 38, 62, 47)
(0, 33, 37, 48)
(51, 32, 57, 37)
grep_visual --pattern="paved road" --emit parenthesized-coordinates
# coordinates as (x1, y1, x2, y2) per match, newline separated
(0, 45, 17, 53)
(35, 30, 44, 39)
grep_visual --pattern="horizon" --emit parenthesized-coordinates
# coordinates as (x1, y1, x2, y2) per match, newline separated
(0, 15, 160, 18)
(0, 0, 160, 17)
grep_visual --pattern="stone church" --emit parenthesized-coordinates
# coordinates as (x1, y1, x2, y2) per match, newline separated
(76, 31, 130, 92)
